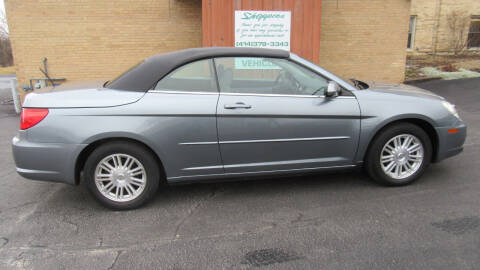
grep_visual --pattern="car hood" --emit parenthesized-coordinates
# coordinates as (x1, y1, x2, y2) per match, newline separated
(22, 80, 145, 108)
(365, 81, 444, 100)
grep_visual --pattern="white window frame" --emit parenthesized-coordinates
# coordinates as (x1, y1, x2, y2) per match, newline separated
(468, 16, 480, 50)
(407, 15, 417, 50)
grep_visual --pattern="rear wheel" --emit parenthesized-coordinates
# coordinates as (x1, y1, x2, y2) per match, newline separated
(365, 123, 432, 186)
(84, 141, 160, 210)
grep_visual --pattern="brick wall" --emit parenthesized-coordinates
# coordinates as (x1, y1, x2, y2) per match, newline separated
(410, 0, 480, 54)
(5, 0, 202, 99)
(5, 0, 410, 99)
(320, 0, 411, 83)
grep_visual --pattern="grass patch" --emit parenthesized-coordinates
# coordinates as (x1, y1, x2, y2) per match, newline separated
(406, 55, 480, 81)
(420, 67, 480, 80)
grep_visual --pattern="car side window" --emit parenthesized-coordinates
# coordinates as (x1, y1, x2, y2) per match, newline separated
(154, 59, 217, 92)
(214, 57, 329, 96)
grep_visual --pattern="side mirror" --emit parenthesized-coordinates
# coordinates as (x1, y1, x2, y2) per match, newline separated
(326, 81, 340, 97)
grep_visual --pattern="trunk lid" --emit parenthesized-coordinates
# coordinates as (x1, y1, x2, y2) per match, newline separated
(22, 80, 145, 108)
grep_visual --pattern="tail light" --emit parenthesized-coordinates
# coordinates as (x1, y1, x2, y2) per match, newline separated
(20, 108, 49, 130)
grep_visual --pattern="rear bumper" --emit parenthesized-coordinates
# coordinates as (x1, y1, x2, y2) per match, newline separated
(434, 121, 467, 162)
(12, 133, 86, 185)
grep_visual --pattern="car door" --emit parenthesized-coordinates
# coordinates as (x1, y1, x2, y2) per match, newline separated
(145, 58, 224, 180)
(214, 56, 361, 174)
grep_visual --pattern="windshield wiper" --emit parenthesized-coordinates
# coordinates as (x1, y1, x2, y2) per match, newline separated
(350, 78, 360, 89)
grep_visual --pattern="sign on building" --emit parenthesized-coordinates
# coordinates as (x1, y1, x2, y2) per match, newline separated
(234, 10, 291, 69)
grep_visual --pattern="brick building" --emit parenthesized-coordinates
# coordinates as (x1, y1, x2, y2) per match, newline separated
(409, 0, 480, 54)
(5, 0, 411, 99)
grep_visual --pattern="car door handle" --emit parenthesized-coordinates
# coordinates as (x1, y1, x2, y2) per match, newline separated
(224, 102, 252, 109)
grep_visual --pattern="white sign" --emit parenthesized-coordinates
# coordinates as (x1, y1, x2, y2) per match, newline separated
(234, 10, 291, 51)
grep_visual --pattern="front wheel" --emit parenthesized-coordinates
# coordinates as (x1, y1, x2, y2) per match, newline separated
(84, 141, 160, 210)
(365, 123, 432, 186)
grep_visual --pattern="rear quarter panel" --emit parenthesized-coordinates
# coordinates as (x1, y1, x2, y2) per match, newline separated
(26, 92, 223, 180)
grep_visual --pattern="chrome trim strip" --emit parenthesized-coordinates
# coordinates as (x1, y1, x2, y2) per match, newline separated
(182, 165, 224, 171)
(180, 136, 349, 146)
(220, 136, 350, 144)
(222, 92, 318, 98)
(149, 90, 219, 95)
(331, 96, 356, 99)
(221, 92, 355, 99)
(217, 114, 362, 119)
(169, 164, 357, 180)
(179, 141, 218, 145)
(223, 157, 346, 169)
(148, 90, 355, 99)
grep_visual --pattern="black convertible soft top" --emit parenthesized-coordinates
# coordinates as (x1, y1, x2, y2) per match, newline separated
(106, 47, 290, 91)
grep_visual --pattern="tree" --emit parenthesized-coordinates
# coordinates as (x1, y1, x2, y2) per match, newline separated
(446, 11, 470, 55)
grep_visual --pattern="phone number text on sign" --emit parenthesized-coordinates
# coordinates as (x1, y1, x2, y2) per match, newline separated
(235, 41, 290, 48)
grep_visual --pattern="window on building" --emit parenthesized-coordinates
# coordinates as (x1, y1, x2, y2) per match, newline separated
(154, 59, 217, 92)
(468, 16, 480, 48)
(214, 57, 328, 96)
(407, 16, 417, 50)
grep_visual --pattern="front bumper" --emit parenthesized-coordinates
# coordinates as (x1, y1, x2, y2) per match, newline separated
(434, 121, 467, 162)
(12, 132, 86, 185)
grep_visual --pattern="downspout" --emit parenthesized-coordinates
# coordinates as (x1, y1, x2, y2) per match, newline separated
(432, 0, 443, 54)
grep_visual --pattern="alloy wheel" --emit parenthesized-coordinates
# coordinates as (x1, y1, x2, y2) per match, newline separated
(380, 134, 424, 180)
(94, 153, 147, 202)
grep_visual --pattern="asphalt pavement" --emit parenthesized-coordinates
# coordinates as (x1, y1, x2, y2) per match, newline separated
(0, 78, 479, 269)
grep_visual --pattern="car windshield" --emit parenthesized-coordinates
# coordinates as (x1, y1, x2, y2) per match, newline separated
(337, 75, 356, 88)
(289, 53, 368, 90)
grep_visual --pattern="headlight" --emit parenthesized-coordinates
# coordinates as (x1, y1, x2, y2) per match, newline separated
(442, 101, 461, 120)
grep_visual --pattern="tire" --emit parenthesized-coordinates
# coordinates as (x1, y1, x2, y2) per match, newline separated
(365, 123, 432, 186)
(84, 141, 160, 210)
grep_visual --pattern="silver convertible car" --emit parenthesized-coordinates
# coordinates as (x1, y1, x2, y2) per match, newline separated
(12, 47, 466, 210)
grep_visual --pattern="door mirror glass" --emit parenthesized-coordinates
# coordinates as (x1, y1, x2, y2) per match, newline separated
(326, 81, 340, 97)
